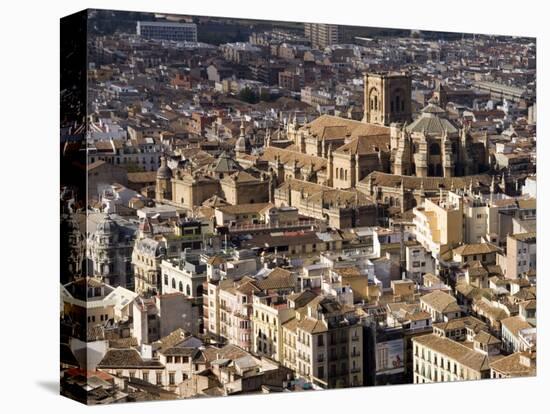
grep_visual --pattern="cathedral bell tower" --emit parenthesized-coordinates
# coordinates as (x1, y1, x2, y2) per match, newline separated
(363, 72, 412, 126)
(156, 155, 173, 202)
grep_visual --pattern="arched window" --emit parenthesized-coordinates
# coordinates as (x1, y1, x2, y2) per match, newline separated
(340, 168, 344, 180)
(374, 95, 378, 110)
(430, 143, 441, 156)
(395, 96, 400, 112)
(172, 278, 176, 289)
(335, 168, 339, 179)
(179, 281, 183, 292)
(186, 285, 191, 296)
(164, 274, 168, 285)
(344, 170, 348, 181)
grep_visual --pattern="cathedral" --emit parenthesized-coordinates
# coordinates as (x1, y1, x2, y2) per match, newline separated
(390, 99, 490, 178)
(154, 71, 493, 223)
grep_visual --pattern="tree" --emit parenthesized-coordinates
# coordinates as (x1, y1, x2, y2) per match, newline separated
(238, 87, 259, 104)
(259, 90, 274, 102)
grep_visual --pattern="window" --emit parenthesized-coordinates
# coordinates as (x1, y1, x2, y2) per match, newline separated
(430, 143, 441, 156)
(156, 372, 162, 385)
(164, 274, 168, 285)
(172, 279, 176, 289)
(142, 371, 149, 382)
(169, 372, 175, 385)
(186, 285, 191, 296)
(318, 366, 325, 378)
(318, 335, 324, 347)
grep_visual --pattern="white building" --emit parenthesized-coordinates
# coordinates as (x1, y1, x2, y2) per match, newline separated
(160, 253, 207, 298)
(136, 21, 197, 42)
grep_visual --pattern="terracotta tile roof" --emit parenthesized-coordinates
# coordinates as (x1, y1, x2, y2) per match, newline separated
(501, 315, 532, 337)
(473, 330, 501, 345)
(282, 317, 299, 332)
(297, 316, 328, 334)
(256, 268, 295, 291)
(216, 202, 273, 215)
(413, 334, 490, 372)
(453, 243, 500, 256)
(98, 349, 163, 369)
(260, 146, 327, 172)
(489, 352, 536, 376)
(433, 315, 487, 332)
(421, 290, 461, 314)
(360, 171, 492, 191)
(302, 115, 390, 140)
(334, 134, 390, 155)
(220, 170, 260, 184)
(128, 171, 157, 183)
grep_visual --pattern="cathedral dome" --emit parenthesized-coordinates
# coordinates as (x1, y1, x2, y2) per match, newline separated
(157, 156, 173, 179)
(405, 100, 458, 136)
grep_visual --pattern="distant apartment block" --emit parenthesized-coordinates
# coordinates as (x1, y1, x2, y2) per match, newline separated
(304, 23, 342, 49)
(137, 21, 197, 42)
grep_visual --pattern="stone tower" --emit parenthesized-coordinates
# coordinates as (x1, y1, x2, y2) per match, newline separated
(394, 124, 413, 176)
(235, 118, 250, 155)
(363, 72, 412, 126)
(156, 156, 173, 201)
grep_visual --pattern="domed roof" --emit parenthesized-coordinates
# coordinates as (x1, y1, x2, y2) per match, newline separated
(96, 214, 118, 235)
(405, 101, 458, 136)
(157, 157, 173, 179)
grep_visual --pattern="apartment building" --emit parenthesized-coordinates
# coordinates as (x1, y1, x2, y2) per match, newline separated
(206, 267, 296, 350)
(252, 292, 295, 361)
(281, 295, 363, 389)
(412, 334, 493, 383)
(61, 277, 137, 329)
(136, 21, 197, 42)
(404, 241, 435, 282)
(304, 23, 342, 49)
(500, 315, 534, 353)
(413, 195, 463, 257)
(504, 232, 536, 279)
(217, 277, 258, 351)
(160, 253, 207, 298)
(452, 243, 500, 266)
